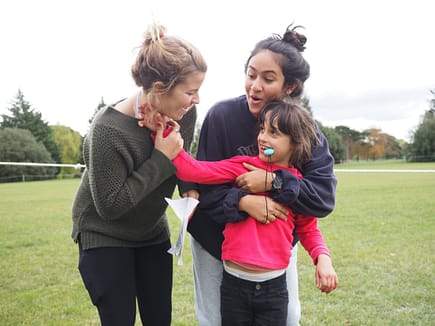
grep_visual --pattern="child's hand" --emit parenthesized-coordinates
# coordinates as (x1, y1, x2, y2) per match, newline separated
(315, 254, 338, 294)
(154, 121, 184, 160)
(137, 103, 151, 128)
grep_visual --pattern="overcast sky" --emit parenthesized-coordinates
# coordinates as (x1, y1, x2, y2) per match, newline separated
(1, 0, 434, 141)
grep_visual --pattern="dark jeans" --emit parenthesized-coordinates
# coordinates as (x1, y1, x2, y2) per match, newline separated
(78, 241, 173, 326)
(220, 270, 288, 326)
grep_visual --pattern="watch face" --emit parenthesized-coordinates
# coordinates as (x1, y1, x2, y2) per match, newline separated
(272, 175, 283, 190)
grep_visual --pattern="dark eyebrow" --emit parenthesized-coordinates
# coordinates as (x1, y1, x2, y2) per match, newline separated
(264, 70, 278, 76)
(247, 65, 278, 76)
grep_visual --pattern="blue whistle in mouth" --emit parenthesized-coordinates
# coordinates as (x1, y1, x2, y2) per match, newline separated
(264, 148, 275, 156)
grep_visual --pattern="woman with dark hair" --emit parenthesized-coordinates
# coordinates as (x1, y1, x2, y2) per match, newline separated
(188, 24, 337, 326)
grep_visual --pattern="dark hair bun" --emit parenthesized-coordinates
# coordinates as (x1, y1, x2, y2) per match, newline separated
(282, 24, 307, 52)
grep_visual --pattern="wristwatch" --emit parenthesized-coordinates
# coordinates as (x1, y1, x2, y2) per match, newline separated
(271, 173, 283, 192)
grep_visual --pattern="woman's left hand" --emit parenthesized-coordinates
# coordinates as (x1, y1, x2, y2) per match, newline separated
(238, 195, 288, 223)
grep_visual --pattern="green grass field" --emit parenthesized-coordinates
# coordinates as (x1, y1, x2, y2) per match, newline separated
(0, 161, 434, 325)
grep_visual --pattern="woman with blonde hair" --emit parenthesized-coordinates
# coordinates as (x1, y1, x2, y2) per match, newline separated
(71, 22, 207, 326)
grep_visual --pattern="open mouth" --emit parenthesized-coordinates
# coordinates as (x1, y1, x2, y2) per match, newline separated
(249, 95, 262, 104)
(181, 104, 194, 113)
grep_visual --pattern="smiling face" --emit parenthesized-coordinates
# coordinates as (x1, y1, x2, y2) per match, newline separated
(244, 50, 289, 118)
(257, 111, 293, 167)
(154, 71, 205, 121)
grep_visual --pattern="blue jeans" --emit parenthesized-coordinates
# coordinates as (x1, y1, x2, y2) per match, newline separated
(220, 270, 288, 326)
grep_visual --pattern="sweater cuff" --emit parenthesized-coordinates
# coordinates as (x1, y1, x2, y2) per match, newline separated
(178, 180, 198, 195)
(223, 188, 250, 223)
(270, 170, 300, 205)
(311, 247, 330, 265)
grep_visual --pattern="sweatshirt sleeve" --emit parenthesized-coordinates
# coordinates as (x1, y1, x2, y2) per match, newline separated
(273, 127, 337, 218)
(177, 105, 198, 194)
(173, 150, 245, 184)
(294, 214, 330, 265)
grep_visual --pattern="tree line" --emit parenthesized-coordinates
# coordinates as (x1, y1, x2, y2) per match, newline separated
(1, 89, 434, 181)
(323, 90, 434, 162)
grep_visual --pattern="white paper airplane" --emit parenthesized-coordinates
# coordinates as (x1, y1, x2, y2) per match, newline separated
(165, 197, 199, 265)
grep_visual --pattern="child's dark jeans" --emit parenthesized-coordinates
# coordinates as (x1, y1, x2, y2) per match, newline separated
(220, 270, 288, 326)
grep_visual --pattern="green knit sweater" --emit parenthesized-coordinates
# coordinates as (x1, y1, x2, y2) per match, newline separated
(71, 105, 196, 250)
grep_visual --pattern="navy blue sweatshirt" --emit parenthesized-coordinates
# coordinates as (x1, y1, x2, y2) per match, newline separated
(187, 95, 337, 259)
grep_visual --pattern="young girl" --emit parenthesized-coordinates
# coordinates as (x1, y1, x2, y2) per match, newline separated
(71, 23, 206, 326)
(158, 100, 338, 325)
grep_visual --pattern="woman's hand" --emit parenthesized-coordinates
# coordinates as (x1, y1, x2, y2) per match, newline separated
(182, 189, 199, 200)
(315, 254, 338, 294)
(154, 121, 184, 160)
(235, 163, 274, 193)
(238, 194, 288, 224)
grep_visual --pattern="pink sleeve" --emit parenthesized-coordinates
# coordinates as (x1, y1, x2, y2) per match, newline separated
(295, 215, 330, 265)
(173, 150, 247, 184)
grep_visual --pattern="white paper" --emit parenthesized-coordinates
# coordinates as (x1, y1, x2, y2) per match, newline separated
(165, 197, 199, 265)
